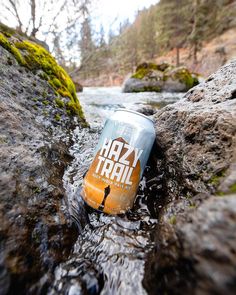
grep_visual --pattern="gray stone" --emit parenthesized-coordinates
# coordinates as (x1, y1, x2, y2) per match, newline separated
(0, 45, 81, 294)
(122, 64, 198, 93)
(143, 60, 236, 295)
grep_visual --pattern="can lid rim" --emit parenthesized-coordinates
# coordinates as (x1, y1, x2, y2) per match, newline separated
(115, 108, 154, 123)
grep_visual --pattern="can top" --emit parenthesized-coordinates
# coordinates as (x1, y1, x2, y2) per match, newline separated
(115, 108, 154, 123)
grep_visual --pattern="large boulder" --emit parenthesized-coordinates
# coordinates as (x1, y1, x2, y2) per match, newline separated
(0, 25, 85, 294)
(143, 60, 236, 294)
(122, 62, 199, 93)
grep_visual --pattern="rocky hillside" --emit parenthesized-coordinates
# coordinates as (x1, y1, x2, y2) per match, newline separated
(0, 24, 85, 294)
(156, 28, 236, 77)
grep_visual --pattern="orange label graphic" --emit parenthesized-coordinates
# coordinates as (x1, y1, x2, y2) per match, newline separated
(82, 137, 143, 214)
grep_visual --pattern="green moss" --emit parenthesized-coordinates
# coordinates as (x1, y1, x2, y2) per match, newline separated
(33, 187, 41, 194)
(42, 100, 49, 105)
(66, 100, 84, 117)
(169, 215, 177, 225)
(43, 110, 48, 116)
(132, 68, 150, 79)
(173, 68, 196, 89)
(0, 33, 25, 65)
(0, 23, 16, 37)
(55, 98, 64, 108)
(38, 72, 48, 81)
(50, 77, 62, 88)
(209, 171, 225, 186)
(192, 76, 199, 87)
(229, 183, 236, 194)
(32, 97, 38, 102)
(216, 191, 226, 197)
(14, 40, 85, 120)
(0, 27, 85, 121)
(0, 136, 8, 144)
(209, 175, 221, 186)
(55, 114, 61, 121)
(216, 183, 236, 197)
(42, 90, 47, 98)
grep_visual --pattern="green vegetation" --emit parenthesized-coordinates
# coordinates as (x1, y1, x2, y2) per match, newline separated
(169, 215, 177, 225)
(0, 33, 25, 65)
(229, 183, 236, 194)
(171, 68, 196, 89)
(42, 100, 49, 105)
(216, 183, 236, 197)
(15, 40, 78, 101)
(131, 61, 198, 90)
(132, 68, 150, 79)
(209, 175, 220, 186)
(54, 114, 61, 121)
(55, 98, 64, 108)
(77, 0, 236, 79)
(0, 26, 85, 121)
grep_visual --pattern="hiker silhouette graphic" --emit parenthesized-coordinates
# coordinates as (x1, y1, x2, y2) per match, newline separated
(98, 185, 111, 211)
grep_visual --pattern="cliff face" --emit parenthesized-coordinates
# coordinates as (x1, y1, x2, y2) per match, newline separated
(0, 24, 84, 294)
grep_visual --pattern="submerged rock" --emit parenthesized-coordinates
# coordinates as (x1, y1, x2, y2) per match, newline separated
(0, 24, 85, 294)
(122, 62, 199, 93)
(143, 60, 236, 294)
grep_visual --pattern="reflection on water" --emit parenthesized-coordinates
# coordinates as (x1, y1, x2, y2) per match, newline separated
(49, 87, 183, 294)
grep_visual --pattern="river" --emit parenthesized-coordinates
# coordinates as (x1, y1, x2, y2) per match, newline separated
(49, 87, 184, 295)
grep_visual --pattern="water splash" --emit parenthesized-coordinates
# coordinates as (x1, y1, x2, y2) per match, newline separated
(49, 88, 181, 294)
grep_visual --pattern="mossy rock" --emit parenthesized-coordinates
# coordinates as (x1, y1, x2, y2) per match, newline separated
(163, 67, 199, 91)
(133, 62, 172, 80)
(133, 62, 161, 80)
(0, 24, 85, 122)
(156, 62, 171, 72)
(136, 62, 159, 72)
(0, 33, 25, 66)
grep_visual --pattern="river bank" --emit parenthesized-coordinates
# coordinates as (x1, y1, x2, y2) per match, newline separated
(0, 22, 236, 294)
(50, 62, 236, 294)
(75, 28, 236, 88)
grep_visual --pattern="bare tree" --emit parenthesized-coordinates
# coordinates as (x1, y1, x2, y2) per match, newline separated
(0, 0, 92, 66)
(0, 0, 91, 37)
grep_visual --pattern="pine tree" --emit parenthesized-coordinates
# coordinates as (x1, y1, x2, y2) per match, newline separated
(138, 7, 158, 60)
(79, 17, 96, 79)
(156, 0, 192, 66)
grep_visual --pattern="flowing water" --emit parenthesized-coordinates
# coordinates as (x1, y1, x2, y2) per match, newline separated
(49, 87, 183, 295)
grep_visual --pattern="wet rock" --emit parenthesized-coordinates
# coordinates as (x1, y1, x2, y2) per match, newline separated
(144, 194, 236, 295)
(143, 60, 236, 294)
(74, 81, 83, 92)
(136, 106, 157, 116)
(0, 26, 85, 294)
(122, 62, 199, 93)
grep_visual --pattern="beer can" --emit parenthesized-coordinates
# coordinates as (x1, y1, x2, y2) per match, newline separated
(81, 109, 156, 214)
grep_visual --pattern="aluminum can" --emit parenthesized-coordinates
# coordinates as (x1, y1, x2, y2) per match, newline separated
(81, 109, 156, 214)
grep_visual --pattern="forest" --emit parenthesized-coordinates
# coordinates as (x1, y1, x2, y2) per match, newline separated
(0, 0, 235, 82)
(76, 0, 236, 80)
